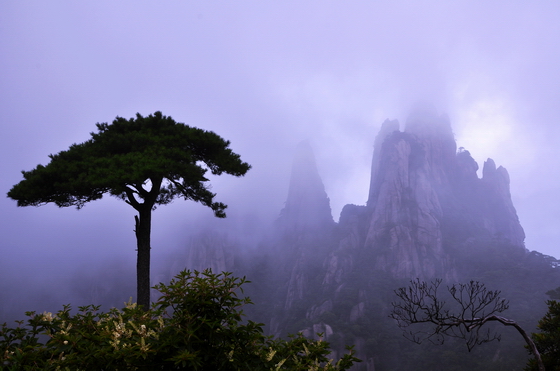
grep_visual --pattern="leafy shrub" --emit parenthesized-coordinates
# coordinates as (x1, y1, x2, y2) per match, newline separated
(1, 269, 359, 370)
(526, 299, 560, 371)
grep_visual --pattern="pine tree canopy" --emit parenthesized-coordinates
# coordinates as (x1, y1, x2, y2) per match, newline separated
(8, 111, 251, 216)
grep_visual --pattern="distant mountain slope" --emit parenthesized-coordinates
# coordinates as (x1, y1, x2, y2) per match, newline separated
(173, 107, 560, 371)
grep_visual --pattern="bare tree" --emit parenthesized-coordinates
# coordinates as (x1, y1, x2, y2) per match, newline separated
(390, 279, 544, 371)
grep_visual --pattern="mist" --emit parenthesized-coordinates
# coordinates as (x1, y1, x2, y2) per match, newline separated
(1, 1, 560, 328)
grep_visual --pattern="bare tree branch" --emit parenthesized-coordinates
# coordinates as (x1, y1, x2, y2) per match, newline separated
(390, 279, 544, 371)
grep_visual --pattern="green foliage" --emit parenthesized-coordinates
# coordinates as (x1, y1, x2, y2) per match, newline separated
(526, 299, 560, 371)
(7, 111, 252, 309)
(0, 269, 359, 370)
(8, 111, 251, 216)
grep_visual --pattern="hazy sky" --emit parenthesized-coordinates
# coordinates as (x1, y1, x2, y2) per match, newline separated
(1, 1, 560, 309)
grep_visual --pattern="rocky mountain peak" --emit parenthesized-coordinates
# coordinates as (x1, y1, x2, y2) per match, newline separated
(404, 103, 454, 140)
(277, 140, 334, 233)
(362, 108, 525, 279)
(181, 108, 549, 370)
(362, 109, 457, 278)
(367, 119, 400, 207)
(404, 105, 457, 187)
(479, 158, 526, 247)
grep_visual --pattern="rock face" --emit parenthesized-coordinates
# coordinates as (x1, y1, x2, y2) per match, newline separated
(277, 140, 335, 233)
(171, 108, 543, 371)
(273, 140, 337, 315)
(365, 110, 453, 278)
(267, 106, 530, 369)
(361, 105, 525, 279)
(480, 158, 526, 246)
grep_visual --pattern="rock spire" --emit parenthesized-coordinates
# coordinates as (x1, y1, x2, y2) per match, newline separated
(363, 106, 525, 278)
(277, 140, 334, 233)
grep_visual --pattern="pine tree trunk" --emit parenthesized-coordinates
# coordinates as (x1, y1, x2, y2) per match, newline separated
(135, 206, 152, 310)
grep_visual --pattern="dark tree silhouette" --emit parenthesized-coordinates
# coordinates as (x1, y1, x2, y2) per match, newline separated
(8, 112, 251, 309)
(390, 279, 544, 371)
(526, 299, 560, 370)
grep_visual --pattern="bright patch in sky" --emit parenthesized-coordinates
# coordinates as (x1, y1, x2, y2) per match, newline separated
(454, 98, 532, 176)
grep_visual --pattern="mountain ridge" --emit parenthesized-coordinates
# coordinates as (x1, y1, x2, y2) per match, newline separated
(173, 107, 559, 370)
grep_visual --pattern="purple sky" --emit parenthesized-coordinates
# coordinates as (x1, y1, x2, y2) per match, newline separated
(1, 1, 560, 306)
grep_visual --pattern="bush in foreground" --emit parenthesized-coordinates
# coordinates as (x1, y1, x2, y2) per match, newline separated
(1, 269, 359, 370)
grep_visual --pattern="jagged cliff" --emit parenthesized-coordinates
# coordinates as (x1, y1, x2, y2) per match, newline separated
(277, 140, 335, 234)
(361, 106, 525, 280)
(268, 106, 546, 370)
(314, 106, 526, 296)
(273, 140, 337, 314)
(170, 107, 558, 370)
